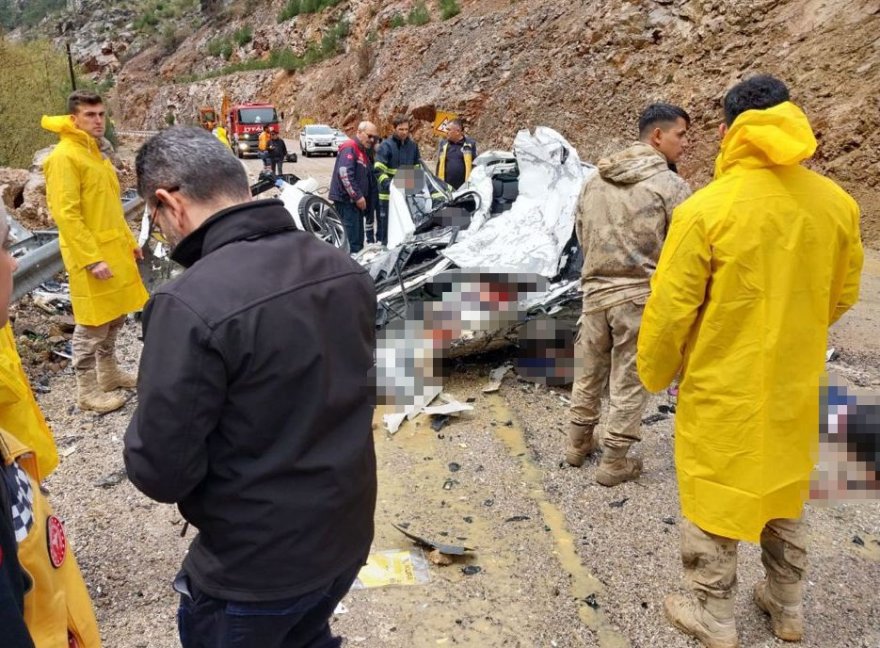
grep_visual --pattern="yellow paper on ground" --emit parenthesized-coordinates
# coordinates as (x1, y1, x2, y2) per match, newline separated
(352, 550, 431, 589)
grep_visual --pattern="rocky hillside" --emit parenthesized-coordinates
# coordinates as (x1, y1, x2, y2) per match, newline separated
(10, 0, 880, 245)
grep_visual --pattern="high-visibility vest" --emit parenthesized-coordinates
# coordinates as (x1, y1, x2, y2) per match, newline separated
(437, 138, 475, 185)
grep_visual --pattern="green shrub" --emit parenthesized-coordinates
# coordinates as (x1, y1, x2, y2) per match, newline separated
(206, 36, 226, 57)
(0, 38, 70, 167)
(439, 0, 460, 20)
(134, 11, 160, 29)
(407, 1, 429, 26)
(277, 0, 300, 21)
(233, 25, 253, 46)
(389, 12, 405, 28)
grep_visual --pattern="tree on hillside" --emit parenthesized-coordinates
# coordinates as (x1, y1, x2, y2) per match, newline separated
(0, 38, 69, 168)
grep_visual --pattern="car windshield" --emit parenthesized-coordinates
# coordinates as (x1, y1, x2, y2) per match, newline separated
(238, 108, 277, 124)
(306, 125, 334, 135)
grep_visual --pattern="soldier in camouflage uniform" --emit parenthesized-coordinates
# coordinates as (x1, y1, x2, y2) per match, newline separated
(566, 103, 692, 486)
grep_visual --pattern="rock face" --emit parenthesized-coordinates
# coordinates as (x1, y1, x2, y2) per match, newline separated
(58, 0, 880, 245)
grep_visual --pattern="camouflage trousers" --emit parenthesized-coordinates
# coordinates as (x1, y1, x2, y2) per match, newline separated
(72, 315, 126, 371)
(680, 517, 807, 601)
(568, 299, 648, 449)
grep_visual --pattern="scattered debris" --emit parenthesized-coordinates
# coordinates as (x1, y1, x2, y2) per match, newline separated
(392, 524, 474, 556)
(657, 404, 676, 415)
(483, 499, 494, 507)
(448, 462, 461, 472)
(351, 550, 431, 589)
(60, 444, 78, 458)
(482, 364, 513, 393)
(431, 414, 451, 431)
(463, 516, 473, 524)
(853, 535, 865, 547)
(461, 565, 482, 576)
(504, 515, 531, 523)
(642, 413, 668, 425)
(442, 478, 459, 490)
(427, 549, 454, 566)
(584, 593, 600, 609)
(826, 348, 839, 362)
(95, 469, 127, 489)
(609, 497, 629, 508)
(662, 517, 676, 525)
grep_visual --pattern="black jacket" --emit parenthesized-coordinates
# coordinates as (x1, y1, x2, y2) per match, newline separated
(375, 136, 422, 198)
(124, 199, 377, 602)
(267, 137, 288, 162)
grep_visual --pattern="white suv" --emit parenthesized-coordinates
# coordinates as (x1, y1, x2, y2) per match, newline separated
(299, 124, 337, 157)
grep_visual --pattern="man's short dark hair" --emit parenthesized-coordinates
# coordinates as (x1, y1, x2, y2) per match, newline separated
(392, 114, 410, 128)
(723, 75, 790, 126)
(447, 118, 463, 131)
(136, 127, 250, 207)
(68, 90, 103, 114)
(638, 103, 691, 139)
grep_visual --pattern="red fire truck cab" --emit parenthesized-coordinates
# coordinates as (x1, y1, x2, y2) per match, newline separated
(227, 102, 279, 159)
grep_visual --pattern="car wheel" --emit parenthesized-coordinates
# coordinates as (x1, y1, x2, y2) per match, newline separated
(298, 195, 349, 253)
(234, 145, 243, 159)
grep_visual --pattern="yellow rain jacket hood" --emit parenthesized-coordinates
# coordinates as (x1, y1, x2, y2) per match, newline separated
(638, 102, 863, 542)
(41, 115, 148, 326)
(0, 324, 58, 477)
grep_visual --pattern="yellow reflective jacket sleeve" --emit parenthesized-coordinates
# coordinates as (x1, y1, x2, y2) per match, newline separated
(0, 325, 58, 478)
(637, 202, 711, 393)
(43, 153, 102, 269)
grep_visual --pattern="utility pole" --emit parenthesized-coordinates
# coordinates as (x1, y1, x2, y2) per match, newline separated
(66, 42, 76, 91)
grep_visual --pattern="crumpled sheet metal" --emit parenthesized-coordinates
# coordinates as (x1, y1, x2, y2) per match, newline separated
(442, 126, 595, 278)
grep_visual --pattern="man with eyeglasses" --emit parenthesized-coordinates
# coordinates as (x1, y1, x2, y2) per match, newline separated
(126, 126, 377, 648)
(329, 121, 380, 254)
(42, 91, 149, 414)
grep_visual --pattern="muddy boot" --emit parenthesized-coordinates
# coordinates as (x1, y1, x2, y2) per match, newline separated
(664, 593, 739, 648)
(96, 355, 137, 391)
(595, 444, 642, 487)
(76, 370, 126, 414)
(753, 580, 804, 642)
(564, 422, 597, 467)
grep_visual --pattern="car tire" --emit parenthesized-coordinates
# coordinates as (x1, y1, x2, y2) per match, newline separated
(298, 195, 349, 253)
(234, 144, 243, 159)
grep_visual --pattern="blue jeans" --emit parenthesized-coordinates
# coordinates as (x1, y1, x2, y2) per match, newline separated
(334, 201, 364, 254)
(174, 560, 362, 648)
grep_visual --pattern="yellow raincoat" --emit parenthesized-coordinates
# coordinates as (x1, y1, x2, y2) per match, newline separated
(1, 429, 102, 647)
(213, 125, 231, 149)
(41, 115, 148, 326)
(0, 324, 58, 477)
(637, 102, 863, 542)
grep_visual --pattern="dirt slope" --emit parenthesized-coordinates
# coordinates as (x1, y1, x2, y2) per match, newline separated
(112, 0, 880, 245)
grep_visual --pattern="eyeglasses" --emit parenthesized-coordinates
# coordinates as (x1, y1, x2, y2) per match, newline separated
(367, 135, 380, 142)
(148, 186, 179, 245)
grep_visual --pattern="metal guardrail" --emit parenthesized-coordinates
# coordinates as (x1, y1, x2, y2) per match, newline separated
(116, 130, 159, 137)
(11, 195, 145, 303)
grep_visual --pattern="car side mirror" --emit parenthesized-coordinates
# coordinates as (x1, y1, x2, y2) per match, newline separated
(285, 152, 298, 163)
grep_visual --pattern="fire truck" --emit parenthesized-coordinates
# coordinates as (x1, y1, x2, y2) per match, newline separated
(226, 101, 280, 159)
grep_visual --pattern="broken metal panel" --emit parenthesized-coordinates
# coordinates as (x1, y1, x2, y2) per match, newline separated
(442, 127, 595, 278)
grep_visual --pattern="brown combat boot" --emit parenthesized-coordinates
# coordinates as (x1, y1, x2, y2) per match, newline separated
(664, 593, 739, 648)
(595, 444, 642, 487)
(753, 580, 804, 642)
(76, 370, 126, 414)
(96, 355, 138, 391)
(564, 422, 597, 467)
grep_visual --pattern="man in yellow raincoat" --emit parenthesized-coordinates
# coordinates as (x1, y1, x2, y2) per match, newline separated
(638, 75, 863, 647)
(42, 91, 149, 414)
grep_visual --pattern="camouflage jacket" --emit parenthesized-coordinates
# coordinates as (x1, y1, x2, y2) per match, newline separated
(576, 142, 691, 312)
